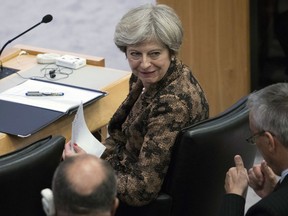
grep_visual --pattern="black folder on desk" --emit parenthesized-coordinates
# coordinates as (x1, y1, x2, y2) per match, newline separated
(0, 80, 107, 137)
(0, 100, 64, 137)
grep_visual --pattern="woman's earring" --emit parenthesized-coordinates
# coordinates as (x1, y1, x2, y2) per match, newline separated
(171, 56, 176, 64)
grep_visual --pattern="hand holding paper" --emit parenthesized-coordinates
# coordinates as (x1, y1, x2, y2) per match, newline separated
(71, 102, 106, 157)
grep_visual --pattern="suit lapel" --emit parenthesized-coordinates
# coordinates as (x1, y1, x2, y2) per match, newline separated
(274, 175, 288, 191)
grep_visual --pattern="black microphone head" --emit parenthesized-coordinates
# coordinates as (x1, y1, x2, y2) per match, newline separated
(42, 14, 53, 23)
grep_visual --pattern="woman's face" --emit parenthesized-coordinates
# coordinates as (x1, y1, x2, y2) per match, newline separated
(126, 40, 171, 88)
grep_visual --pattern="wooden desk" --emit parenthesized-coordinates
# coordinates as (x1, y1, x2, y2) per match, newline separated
(0, 44, 131, 155)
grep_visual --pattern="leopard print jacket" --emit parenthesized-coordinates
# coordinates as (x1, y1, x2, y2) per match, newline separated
(102, 58, 209, 206)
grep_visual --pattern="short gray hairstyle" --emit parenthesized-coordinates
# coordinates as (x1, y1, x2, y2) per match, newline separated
(247, 82, 288, 147)
(114, 4, 183, 55)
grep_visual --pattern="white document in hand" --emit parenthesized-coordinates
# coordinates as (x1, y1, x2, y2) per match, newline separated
(71, 102, 106, 157)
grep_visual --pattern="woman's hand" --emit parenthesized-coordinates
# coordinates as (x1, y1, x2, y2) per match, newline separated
(62, 141, 87, 160)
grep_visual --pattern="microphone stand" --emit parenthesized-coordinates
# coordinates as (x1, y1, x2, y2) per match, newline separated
(0, 21, 43, 58)
(0, 14, 52, 79)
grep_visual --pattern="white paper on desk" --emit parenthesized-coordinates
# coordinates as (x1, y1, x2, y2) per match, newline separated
(71, 102, 106, 157)
(0, 79, 104, 113)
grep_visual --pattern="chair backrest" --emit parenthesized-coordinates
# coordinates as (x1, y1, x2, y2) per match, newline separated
(0, 135, 65, 216)
(161, 96, 257, 216)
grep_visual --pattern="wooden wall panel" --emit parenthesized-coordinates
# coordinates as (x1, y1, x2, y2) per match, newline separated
(157, 0, 250, 116)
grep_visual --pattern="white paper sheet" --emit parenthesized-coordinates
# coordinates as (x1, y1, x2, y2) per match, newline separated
(71, 102, 106, 157)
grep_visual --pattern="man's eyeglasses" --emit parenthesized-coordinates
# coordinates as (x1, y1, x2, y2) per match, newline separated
(246, 131, 265, 145)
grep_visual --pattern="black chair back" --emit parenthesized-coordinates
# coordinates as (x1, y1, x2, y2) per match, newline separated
(0, 135, 65, 216)
(162, 97, 256, 216)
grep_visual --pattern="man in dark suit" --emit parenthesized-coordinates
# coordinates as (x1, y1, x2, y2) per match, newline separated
(219, 82, 288, 216)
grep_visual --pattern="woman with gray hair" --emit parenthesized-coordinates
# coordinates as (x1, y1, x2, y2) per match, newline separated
(64, 3, 209, 207)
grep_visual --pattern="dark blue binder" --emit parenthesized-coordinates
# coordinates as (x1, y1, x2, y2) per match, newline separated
(0, 100, 64, 137)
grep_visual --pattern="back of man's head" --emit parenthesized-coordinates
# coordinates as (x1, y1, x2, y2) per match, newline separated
(52, 154, 118, 216)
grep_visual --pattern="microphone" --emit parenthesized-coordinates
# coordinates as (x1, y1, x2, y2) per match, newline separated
(0, 14, 53, 57)
(0, 14, 53, 78)
(42, 14, 53, 24)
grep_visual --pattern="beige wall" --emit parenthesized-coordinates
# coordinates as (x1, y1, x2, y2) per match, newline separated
(158, 0, 250, 116)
